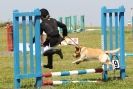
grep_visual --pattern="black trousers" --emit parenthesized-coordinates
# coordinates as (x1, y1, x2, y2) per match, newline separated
(47, 55, 53, 66)
(43, 35, 63, 47)
(43, 48, 60, 66)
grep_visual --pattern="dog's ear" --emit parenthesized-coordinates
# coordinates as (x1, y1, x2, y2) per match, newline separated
(75, 46, 81, 52)
(75, 46, 79, 50)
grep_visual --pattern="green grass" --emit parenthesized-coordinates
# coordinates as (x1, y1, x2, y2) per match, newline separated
(0, 27, 133, 89)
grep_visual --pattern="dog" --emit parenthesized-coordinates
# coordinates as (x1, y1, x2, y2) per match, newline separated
(72, 46, 120, 69)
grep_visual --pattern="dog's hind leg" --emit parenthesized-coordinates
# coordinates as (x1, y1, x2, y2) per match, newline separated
(104, 58, 115, 70)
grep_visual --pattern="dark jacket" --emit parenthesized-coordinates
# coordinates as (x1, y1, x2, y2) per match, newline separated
(33, 18, 67, 47)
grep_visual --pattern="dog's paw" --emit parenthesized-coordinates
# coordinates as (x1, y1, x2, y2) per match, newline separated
(72, 61, 80, 64)
(76, 62, 80, 64)
(72, 61, 76, 64)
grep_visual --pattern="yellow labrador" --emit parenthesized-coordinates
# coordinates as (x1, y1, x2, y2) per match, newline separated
(72, 46, 120, 68)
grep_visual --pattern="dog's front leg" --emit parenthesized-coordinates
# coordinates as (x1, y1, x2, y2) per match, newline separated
(72, 55, 85, 64)
(72, 58, 82, 64)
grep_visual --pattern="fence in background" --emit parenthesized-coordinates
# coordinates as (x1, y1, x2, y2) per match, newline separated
(58, 15, 85, 33)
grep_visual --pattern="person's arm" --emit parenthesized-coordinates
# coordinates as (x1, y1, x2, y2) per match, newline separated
(56, 21, 68, 38)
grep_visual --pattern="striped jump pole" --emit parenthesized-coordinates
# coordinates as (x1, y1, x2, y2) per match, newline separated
(43, 80, 99, 85)
(42, 68, 103, 78)
(43, 66, 113, 86)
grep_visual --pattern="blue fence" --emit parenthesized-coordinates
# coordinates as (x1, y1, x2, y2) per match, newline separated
(13, 9, 42, 89)
(101, 6, 126, 80)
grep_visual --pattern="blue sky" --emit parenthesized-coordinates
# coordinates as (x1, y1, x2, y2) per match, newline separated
(0, 0, 133, 26)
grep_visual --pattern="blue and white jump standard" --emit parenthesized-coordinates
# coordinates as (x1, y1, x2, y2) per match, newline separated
(101, 6, 126, 80)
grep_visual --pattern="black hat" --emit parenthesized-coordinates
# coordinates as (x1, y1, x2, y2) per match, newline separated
(40, 8, 49, 18)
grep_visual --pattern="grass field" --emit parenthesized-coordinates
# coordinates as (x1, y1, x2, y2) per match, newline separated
(0, 27, 133, 89)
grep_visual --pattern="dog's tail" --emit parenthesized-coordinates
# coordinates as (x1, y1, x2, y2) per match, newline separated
(105, 48, 120, 54)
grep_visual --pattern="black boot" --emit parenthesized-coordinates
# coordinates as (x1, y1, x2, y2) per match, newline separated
(55, 49, 63, 59)
(43, 65, 53, 69)
(43, 55, 53, 69)
(43, 48, 63, 59)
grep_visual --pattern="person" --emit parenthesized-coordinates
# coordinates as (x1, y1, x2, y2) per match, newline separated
(33, 8, 68, 69)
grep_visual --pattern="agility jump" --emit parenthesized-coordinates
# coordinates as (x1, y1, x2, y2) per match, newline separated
(42, 66, 115, 85)
(101, 6, 126, 79)
(43, 80, 99, 85)
(43, 68, 103, 78)
(13, 6, 126, 89)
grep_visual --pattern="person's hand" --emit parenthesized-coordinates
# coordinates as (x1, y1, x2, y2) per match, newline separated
(41, 43, 44, 46)
(63, 36, 66, 40)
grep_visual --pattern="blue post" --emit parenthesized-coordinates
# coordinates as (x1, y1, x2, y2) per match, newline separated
(69, 16, 72, 32)
(13, 10, 20, 89)
(103, 64, 108, 81)
(22, 16, 27, 74)
(73, 16, 77, 32)
(119, 6, 126, 79)
(29, 16, 34, 73)
(115, 13, 119, 49)
(80, 15, 85, 31)
(65, 17, 68, 31)
(65, 16, 73, 33)
(101, 7, 107, 50)
(109, 13, 113, 50)
(101, 6, 108, 81)
(34, 9, 42, 88)
(58, 17, 63, 33)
